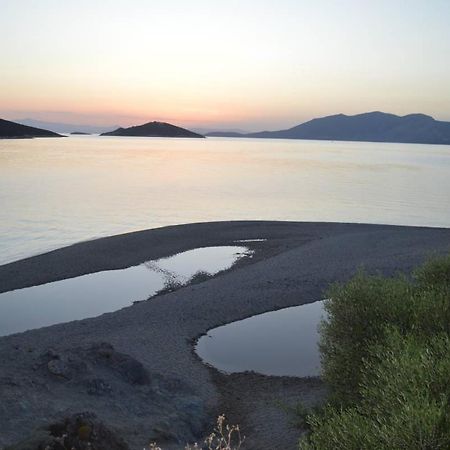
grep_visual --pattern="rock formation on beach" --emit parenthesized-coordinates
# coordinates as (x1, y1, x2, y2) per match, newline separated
(101, 121, 204, 138)
(0, 118, 62, 139)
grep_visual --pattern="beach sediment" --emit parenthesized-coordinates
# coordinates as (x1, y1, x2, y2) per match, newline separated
(1, 221, 450, 449)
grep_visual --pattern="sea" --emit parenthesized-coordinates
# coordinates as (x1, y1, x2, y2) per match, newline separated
(1, 135, 449, 266)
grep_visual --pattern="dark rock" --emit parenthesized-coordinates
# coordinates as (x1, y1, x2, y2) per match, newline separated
(5, 412, 129, 450)
(45, 349, 60, 360)
(38, 343, 149, 385)
(47, 360, 71, 379)
(41, 350, 87, 380)
(86, 378, 113, 396)
(91, 342, 115, 358)
(21, 344, 206, 446)
(88, 343, 150, 385)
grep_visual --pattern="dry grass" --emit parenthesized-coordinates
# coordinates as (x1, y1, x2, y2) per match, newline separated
(149, 415, 243, 450)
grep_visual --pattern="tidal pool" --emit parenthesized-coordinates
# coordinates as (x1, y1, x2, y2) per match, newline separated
(0, 246, 250, 337)
(195, 300, 326, 378)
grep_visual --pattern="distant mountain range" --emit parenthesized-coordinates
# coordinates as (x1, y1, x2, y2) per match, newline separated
(207, 112, 450, 145)
(5, 113, 450, 144)
(207, 131, 247, 138)
(192, 127, 248, 136)
(101, 121, 204, 138)
(0, 118, 62, 139)
(16, 119, 117, 135)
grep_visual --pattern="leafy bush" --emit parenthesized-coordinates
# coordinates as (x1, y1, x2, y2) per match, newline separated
(300, 254, 450, 449)
(415, 253, 450, 289)
(301, 330, 450, 449)
(320, 255, 450, 405)
(320, 273, 411, 404)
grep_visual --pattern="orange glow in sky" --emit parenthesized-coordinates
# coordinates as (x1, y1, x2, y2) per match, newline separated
(1, 0, 450, 130)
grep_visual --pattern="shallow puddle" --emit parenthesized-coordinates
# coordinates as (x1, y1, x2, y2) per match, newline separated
(195, 301, 326, 378)
(0, 246, 250, 336)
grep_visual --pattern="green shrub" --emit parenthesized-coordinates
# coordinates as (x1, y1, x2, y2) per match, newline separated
(320, 255, 450, 405)
(415, 253, 450, 289)
(301, 330, 450, 449)
(300, 254, 450, 449)
(320, 273, 411, 404)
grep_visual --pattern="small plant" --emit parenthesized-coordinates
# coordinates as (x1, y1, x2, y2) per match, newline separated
(199, 414, 243, 450)
(154, 277, 184, 296)
(189, 270, 212, 285)
(148, 415, 243, 450)
(149, 444, 162, 450)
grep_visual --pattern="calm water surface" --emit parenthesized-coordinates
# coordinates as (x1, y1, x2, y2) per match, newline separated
(0, 246, 249, 336)
(196, 301, 325, 377)
(1, 136, 449, 265)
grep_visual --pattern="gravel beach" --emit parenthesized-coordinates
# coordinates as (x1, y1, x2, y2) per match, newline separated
(1, 221, 450, 449)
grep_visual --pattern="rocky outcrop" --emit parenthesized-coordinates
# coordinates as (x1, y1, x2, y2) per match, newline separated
(1, 342, 207, 448)
(6, 412, 129, 450)
(40, 343, 150, 385)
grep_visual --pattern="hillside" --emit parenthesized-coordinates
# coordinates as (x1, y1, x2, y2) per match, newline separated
(207, 112, 450, 145)
(0, 118, 62, 139)
(101, 121, 204, 138)
(16, 118, 117, 135)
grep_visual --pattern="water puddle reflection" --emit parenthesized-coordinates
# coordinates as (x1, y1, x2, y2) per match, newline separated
(0, 246, 250, 336)
(196, 301, 326, 378)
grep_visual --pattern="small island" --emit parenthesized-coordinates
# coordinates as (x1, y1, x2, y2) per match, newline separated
(101, 121, 204, 138)
(0, 118, 62, 139)
(70, 131, 91, 135)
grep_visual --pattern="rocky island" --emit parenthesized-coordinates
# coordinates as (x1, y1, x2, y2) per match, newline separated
(0, 118, 62, 139)
(101, 121, 204, 138)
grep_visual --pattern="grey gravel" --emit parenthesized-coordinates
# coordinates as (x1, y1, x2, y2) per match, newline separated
(1, 221, 450, 450)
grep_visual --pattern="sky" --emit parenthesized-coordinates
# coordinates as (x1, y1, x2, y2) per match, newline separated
(1, 0, 450, 131)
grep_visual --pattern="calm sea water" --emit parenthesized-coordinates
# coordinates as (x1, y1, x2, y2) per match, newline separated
(1, 136, 449, 265)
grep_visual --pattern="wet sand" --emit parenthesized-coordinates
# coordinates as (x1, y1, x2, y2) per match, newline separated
(1, 221, 450, 449)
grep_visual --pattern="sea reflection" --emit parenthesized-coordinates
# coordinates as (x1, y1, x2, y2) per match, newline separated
(1, 136, 449, 264)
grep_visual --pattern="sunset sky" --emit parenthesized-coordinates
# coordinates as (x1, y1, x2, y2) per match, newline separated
(1, 0, 449, 130)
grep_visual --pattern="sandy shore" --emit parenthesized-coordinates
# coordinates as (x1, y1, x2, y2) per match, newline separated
(1, 221, 450, 449)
